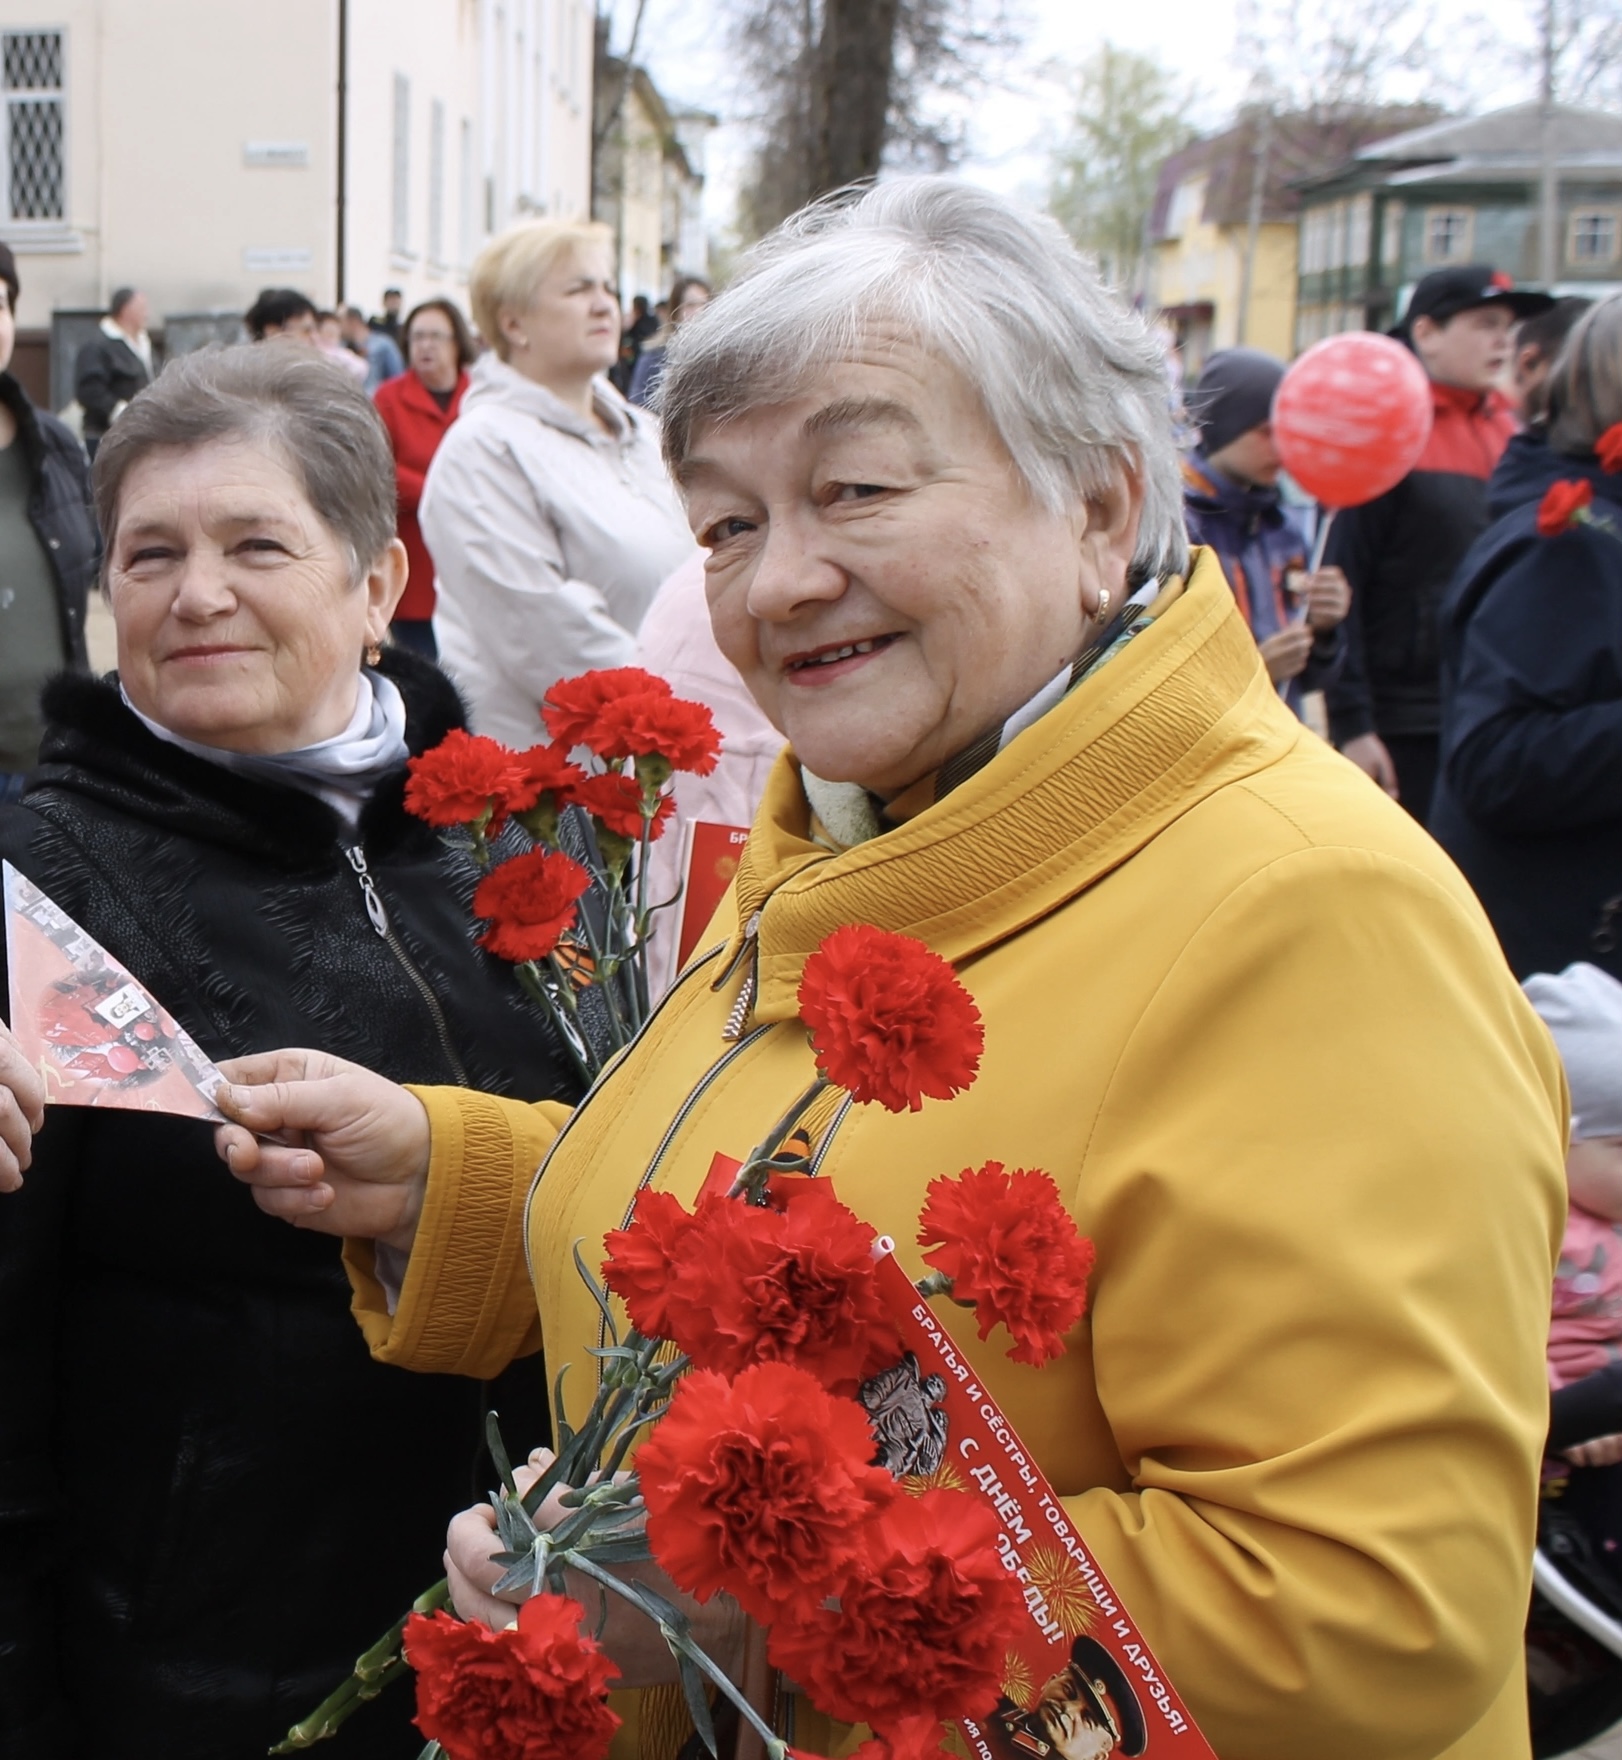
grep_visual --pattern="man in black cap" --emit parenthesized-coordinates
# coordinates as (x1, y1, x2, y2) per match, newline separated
(986, 1637, 1149, 1759)
(1324, 264, 1553, 820)
(1182, 346, 1351, 717)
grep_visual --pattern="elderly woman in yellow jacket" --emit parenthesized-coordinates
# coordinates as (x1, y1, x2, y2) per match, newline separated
(179, 180, 1565, 1760)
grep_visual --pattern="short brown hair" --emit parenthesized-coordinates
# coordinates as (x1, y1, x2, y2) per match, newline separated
(468, 218, 614, 359)
(404, 297, 477, 369)
(93, 342, 397, 581)
(1548, 294, 1622, 458)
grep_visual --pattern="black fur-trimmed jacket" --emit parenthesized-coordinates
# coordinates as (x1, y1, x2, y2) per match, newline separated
(0, 650, 575, 1759)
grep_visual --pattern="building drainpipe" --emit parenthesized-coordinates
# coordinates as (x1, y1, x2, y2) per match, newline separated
(336, 0, 349, 306)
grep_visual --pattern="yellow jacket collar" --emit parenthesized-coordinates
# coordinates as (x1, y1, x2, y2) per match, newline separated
(731, 547, 1296, 1022)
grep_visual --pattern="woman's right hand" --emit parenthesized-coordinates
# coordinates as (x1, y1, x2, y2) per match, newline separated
(214, 1049, 431, 1250)
(0, 1018, 45, 1193)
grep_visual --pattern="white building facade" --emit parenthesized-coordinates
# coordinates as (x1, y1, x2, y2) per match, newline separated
(0, 0, 593, 370)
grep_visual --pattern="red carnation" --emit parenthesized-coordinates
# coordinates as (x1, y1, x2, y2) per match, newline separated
(917, 1162, 1096, 1366)
(573, 771, 675, 841)
(601, 1188, 698, 1339)
(1538, 478, 1594, 536)
(405, 729, 527, 828)
(636, 1362, 899, 1623)
(473, 849, 591, 964)
(798, 926, 983, 1112)
(767, 1490, 1025, 1729)
(510, 742, 585, 808)
(587, 692, 722, 776)
(606, 1180, 899, 1392)
(542, 667, 673, 749)
(404, 1594, 621, 1760)
(1598, 423, 1622, 473)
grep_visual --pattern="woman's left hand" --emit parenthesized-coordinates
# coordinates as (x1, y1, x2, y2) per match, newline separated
(445, 1449, 746, 1685)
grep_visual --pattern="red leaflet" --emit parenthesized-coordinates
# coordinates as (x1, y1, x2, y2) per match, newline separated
(635, 1361, 898, 1623)
(472, 849, 591, 964)
(404, 1595, 620, 1760)
(798, 925, 983, 1113)
(404, 728, 528, 828)
(572, 771, 675, 841)
(1598, 423, 1622, 473)
(1538, 477, 1594, 536)
(918, 1162, 1096, 1366)
(766, 1490, 1027, 1729)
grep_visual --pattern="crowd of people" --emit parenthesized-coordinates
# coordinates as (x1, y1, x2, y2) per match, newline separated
(0, 179, 1616, 1760)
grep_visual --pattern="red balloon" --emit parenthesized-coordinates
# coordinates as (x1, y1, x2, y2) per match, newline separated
(1271, 332, 1434, 509)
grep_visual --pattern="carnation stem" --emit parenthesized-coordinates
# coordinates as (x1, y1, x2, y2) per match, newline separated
(562, 1552, 785, 1756)
(728, 1076, 830, 1198)
(915, 1269, 954, 1299)
(268, 1578, 451, 1751)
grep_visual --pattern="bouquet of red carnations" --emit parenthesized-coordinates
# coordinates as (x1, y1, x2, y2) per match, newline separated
(398, 665, 722, 1086)
(395, 924, 1098, 1760)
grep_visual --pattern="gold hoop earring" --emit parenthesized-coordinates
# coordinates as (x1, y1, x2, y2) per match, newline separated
(364, 641, 383, 666)
(1093, 587, 1113, 623)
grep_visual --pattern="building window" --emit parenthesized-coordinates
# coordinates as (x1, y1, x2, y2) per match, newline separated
(1347, 194, 1372, 269)
(1570, 209, 1620, 266)
(428, 98, 445, 265)
(2, 30, 65, 223)
(391, 73, 411, 255)
(1424, 207, 1474, 264)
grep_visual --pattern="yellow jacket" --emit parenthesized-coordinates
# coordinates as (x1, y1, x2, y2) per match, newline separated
(351, 551, 1566, 1760)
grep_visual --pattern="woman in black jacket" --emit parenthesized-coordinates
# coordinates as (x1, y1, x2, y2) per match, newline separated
(0, 345, 576, 1758)
(1432, 295, 1622, 983)
(0, 243, 98, 802)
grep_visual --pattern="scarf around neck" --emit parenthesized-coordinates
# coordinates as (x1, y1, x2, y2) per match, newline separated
(121, 669, 410, 827)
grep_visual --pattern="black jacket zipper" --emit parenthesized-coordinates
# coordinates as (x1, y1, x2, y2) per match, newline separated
(344, 843, 471, 1086)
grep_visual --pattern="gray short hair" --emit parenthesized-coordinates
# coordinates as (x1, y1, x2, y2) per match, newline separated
(93, 342, 397, 581)
(1548, 292, 1622, 458)
(659, 177, 1188, 582)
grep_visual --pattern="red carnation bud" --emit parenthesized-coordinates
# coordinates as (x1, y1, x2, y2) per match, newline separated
(1598, 424, 1622, 474)
(798, 925, 983, 1113)
(636, 1361, 899, 1623)
(472, 848, 591, 964)
(404, 1595, 621, 1760)
(1537, 478, 1594, 537)
(917, 1161, 1096, 1366)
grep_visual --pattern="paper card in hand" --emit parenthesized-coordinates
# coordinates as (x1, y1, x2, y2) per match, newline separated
(3, 861, 225, 1120)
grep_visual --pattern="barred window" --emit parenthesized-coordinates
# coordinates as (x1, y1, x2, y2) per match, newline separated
(2, 30, 65, 223)
(391, 73, 410, 255)
(1571, 210, 1620, 266)
(1424, 208, 1474, 264)
(428, 98, 445, 264)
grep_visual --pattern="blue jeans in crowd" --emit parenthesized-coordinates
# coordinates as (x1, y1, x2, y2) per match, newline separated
(0, 773, 26, 804)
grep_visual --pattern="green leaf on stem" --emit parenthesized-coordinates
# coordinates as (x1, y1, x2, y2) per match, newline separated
(485, 1410, 518, 1498)
(573, 1238, 620, 1345)
(675, 1649, 719, 1758)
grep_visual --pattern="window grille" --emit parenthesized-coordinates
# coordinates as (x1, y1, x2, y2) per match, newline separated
(2, 30, 65, 223)
(428, 98, 445, 264)
(391, 73, 410, 255)
(1424, 208, 1473, 264)
(1570, 210, 1619, 265)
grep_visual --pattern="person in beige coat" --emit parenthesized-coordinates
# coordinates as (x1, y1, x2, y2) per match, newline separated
(420, 219, 695, 746)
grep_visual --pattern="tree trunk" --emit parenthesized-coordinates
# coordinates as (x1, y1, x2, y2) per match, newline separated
(814, 0, 901, 196)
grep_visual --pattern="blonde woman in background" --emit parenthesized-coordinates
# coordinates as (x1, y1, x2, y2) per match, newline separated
(421, 219, 695, 744)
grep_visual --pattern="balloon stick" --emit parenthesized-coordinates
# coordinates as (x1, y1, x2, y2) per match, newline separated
(1310, 507, 1336, 574)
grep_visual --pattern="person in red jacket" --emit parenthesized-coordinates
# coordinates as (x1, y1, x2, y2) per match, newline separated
(1325, 265, 1552, 822)
(372, 299, 477, 657)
